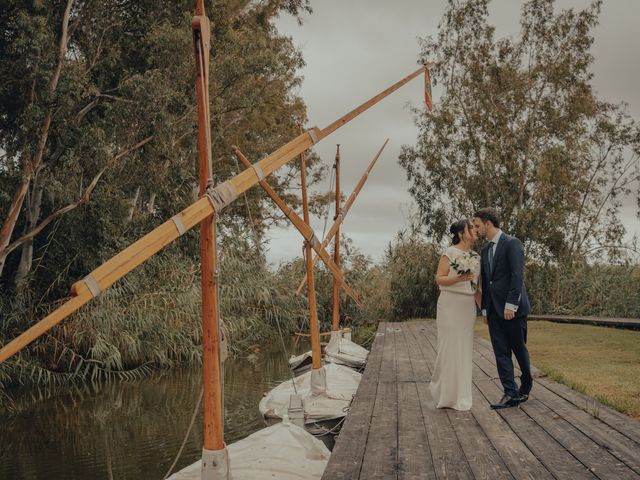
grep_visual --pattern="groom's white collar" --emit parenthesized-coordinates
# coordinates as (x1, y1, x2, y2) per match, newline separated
(489, 229, 503, 244)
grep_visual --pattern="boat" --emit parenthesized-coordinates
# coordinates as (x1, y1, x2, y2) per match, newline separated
(167, 420, 330, 479)
(259, 362, 361, 435)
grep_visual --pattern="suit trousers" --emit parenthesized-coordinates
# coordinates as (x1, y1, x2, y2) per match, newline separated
(487, 303, 533, 398)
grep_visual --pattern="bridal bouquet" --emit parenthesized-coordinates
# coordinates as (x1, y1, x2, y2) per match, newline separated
(450, 251, 480, 290)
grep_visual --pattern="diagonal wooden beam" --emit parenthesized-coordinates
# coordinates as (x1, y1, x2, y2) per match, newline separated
(232, 146, 362, 307)
(0, 66, 427, 364)
(295, 138, 389, 295)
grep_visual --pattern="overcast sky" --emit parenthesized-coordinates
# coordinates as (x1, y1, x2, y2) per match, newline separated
(266, 0, 640, 265)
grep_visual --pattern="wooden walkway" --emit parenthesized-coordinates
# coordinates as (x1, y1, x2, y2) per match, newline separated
(322, 320, 640, 479)
(529, 314, 640, 329)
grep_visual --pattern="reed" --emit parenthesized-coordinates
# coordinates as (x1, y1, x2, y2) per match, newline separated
(0, 242, 306, 403)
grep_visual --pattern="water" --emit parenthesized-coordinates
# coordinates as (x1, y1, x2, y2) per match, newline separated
(0, 338, 309, 480)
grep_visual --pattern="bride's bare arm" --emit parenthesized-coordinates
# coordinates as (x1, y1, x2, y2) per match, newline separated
(435, 255, 474, 287)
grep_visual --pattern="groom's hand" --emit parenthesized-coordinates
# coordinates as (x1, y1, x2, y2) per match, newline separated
(503, 308, 515, 320)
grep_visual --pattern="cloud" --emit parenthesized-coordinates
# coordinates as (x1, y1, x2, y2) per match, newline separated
(269, 0, 640, 264)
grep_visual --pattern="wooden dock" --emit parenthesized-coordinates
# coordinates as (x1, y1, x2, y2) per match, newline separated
(322, 320, 640, 479)
(529, 314, 640, 330)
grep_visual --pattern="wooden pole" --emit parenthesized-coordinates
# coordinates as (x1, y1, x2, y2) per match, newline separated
(193, 6, 224, 453)
(295, 138, 389, 296)
(232, 147, 361, 306)
(331, 146, 341, 331)
(317, 66, 426, 141)
(299, 130, 322, 370)
(0, 62, 424, 364)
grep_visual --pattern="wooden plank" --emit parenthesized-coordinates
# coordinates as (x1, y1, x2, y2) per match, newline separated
(469, 386, 554, 480)
(378, 322, 397, 383)
(475, 378, 597, 479)
(401, 322, 431, 382)
(422, 320, 528, 479)
(415, 382, 474, 480)
(397, 381, 435, 480)
(323, 324, 385, 480)
(326, 319, 640, 479)
(536, 377, 640, 446)
(359, 380, 398, 479)
(531, 379, 640, 475)
(395, 322, 414, 383)
(475, 333, 640, 445)
(446, 408, 513, 480)
(409, 321, 437, 370)
(518, 394, 638, 479)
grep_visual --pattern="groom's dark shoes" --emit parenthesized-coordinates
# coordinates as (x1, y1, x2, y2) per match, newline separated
(490, 394, 520, 409)
(518, 379, 532, 403)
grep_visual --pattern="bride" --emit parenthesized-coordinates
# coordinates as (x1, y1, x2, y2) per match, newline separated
(429, 219, 481, 411)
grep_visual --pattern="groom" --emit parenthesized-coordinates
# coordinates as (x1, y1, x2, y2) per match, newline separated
(473, 208, 532, 409)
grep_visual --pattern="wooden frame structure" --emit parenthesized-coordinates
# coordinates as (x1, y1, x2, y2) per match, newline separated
(0, 1, 431, 472)
(295, 139, 389, 295)
(232, 147, 361, 306)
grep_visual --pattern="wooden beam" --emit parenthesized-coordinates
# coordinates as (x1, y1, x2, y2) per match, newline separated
(232, 146, 361, 307)
(317, 66, 426, 140)
(331, 145, 341, 331)
(0, 63, 426, 364)
(299, 131, 322, 370)
(295, 138, 389, 295)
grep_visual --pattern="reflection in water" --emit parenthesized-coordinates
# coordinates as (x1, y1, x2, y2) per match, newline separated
(0, 338, 308, 480)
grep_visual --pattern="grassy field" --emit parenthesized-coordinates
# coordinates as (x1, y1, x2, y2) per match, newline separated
(474, 320, 640, 419)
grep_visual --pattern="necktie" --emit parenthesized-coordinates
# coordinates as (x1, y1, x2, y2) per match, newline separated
(487, 241, 495, 272)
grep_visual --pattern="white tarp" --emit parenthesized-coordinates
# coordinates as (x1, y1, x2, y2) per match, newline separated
(324, 331, 369, 369)
(167, 422, 330, 480)
(288, 332, 368, 372)
(259, 363, 361, 422)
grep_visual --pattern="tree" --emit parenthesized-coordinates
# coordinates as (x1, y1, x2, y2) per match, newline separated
(0, 0, 318, 294)
(399, 0, 640, 261)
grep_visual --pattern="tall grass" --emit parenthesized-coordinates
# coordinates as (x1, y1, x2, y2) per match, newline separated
(527, 262, 640, 318)
(0, 243, 307, 403)
(380, 235, 640, 321)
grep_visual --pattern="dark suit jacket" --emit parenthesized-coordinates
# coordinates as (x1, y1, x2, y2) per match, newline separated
(480, 233, 531, 319)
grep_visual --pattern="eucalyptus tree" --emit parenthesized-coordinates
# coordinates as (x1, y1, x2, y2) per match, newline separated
(400, 0, 640, 261)
(0, 0, 316, 293)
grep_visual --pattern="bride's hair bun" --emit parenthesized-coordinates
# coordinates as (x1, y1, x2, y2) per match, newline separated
(449, 219, 471, 245)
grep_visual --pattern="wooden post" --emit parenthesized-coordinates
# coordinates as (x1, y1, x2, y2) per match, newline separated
(192, 0, 224, 458)
(295, 139, 389, 296)
(300, 131, 322, 371)
(232, 146, 361, 306)
(331, 145, 341, 332)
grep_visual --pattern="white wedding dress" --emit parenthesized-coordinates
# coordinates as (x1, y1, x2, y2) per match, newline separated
(429, 245, 479, 411)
